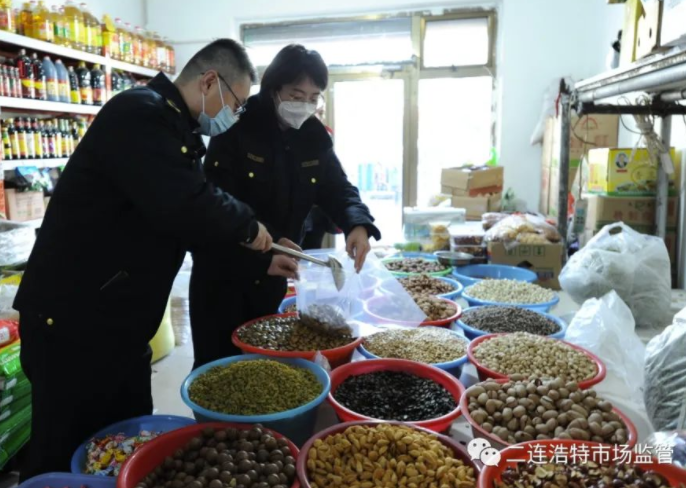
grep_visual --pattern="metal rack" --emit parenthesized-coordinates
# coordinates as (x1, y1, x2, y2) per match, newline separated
(557, 47, 686, 287)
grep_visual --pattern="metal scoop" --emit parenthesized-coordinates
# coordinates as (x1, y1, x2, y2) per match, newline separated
(271, 243, 346, 291)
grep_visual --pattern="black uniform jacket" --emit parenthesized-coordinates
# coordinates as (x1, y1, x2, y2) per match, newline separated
(14, 73, 259, 344)
(194, 94, 381, 280)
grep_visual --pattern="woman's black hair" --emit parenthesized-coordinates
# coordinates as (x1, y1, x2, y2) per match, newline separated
(260, 44, 328, 99)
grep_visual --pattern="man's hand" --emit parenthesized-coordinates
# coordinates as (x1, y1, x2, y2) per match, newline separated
(245, 222, 273, 252)
(267, 255, 299, 279)
(346, 226, 371, 273)
(276, 238, 302, 254)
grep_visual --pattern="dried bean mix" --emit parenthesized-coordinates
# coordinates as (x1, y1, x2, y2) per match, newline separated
(385, 258, 449, 274)
(465, 279, 555, 304)
(237, 315, 353, 352)
(363, 327, 468, 364)
(460, 306, 561, 335)
(398, 275, 456, 297)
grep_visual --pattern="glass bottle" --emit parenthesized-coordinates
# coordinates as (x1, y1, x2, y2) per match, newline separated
(39, 120, 48, 157)
(16, 118, 28, 160)
(32, 118, 43, 159)
(8, 119, 21, 160)
(45, 120, 55, 158)
(12, 67, 22, 98)
(52, 118, 62, 157)
(25, 117, 36, 159)
(16, 49, 34, 99)
(2, 66, 10, 98)
(0, 67, 5, 97)
(2, 121, 12, 161)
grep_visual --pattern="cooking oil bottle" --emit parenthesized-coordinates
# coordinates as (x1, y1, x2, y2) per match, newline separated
(50, 5, 63, 45)
(123, 22, 134, 63)
(101, 14, 119, 59)
(0, 0, 15, 33)
(19, 2, 34, 37)
(115, 17, 129, 62)
(163, 37, 175, 73)
(144, 30, 156, 68)
(32, 1, 52, 42)
(133, 26, 145, 66)
(80, 3, 99, 54)
(63, 0, 84, 50)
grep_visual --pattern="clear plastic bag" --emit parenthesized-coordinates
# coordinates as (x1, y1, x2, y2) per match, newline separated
(645, 317, 686, 432)
(644, 431, 686, 468)
(295, 251, 426, 335)
(0, 222, 35, 268)
(484, 214, 561, 249)
(560, 222, 672, 328)
(565, 291, 645, 408)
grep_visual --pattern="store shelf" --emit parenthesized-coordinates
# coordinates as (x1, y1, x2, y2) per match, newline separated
(0, 97, 100, 115)
(108, 59, 159, 78)
(2, 158, 69, 170)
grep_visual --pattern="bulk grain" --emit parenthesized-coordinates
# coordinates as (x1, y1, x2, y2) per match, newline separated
(306, 423, 476, 488)
(363, 327, 468, 364)
(465, 279, 555, 304)
(460, 306, 560, 335)
(473, 333, 597, 382)
(385, 258, 449, 274)
(333, 371, 456, 421)
(237, 316, 354, 352)
(466, 377, 629, 444)
(398, 275, 455, 297)
(134, 425, 296, 488)
(188, 359, 321, 416)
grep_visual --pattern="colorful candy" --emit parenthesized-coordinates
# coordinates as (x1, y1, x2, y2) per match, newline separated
(85, 430, 160, 476)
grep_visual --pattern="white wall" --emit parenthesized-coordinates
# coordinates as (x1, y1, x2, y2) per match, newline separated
(83, 0, 145, 28)
(146, 0, 625, 211)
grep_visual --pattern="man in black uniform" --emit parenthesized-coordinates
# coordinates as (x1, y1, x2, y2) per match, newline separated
(14, 39, 297, 479)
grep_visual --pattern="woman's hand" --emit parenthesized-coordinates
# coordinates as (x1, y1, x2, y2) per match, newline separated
(267, 255, 299, 279)
(276, 238, 303, 254)
(346, 226, 371, 273)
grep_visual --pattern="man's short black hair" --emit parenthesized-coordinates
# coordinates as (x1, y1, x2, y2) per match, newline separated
(177, 39, 257, 85)
(260, 44, 328, 97)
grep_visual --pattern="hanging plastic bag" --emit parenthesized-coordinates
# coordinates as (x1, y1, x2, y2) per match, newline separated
(484, 214, 561, 249)
(644, 315, 686, 432)
(560, 222, 672, 328)
(565, 291, 645, 408)
(295, 251, 426, 335)
(643, 431, 686, 468)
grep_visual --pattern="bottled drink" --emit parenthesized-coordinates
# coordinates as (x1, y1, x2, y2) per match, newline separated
(132, 26, 144, 66)
(39, 120, 48, 157)
(19, 2, 33, 38)
(1, 66, 10, 98)
(32, 118, 43, 159)
(71, 120, 79, 149)
(80, 3, 98, 54)
(45, 120, 56, 157)
(50, 5, 64, 45)
(52, 118, 62, 157)
(8, 119, 20, 160)
(61, 119, 71, 156)
(0, 0, 14, 32)
(32, 0, 52, 42)
(55, 58, 69, 103)
(13, 8, 22, 35)
(67, 65, 79, 104)
(63, 0, 83, 50)
(12, 67, 22, 98)
(43, 55, 58, 102)
(75, 61, 91, 105)
(58, 6, 69, 47)
(2, 121, 12, 161)
(90, 63, 104, 105)
(25, 117, 35, 159)
(16, 118, 28, 159)
(0, 67, 5, 97)
(101, 14, 119, 59)
(31, 53, 47, 101)
(163, 37, 175, 74)
(16, 49, 34, 99)
(124, 22, 135, 63)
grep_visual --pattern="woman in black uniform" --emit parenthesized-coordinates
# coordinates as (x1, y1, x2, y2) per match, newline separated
(190, 44, 381, 368)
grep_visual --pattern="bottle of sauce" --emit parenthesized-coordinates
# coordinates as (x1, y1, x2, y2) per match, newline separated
(50, 5, 63, 45)
(110, 69, 120, 97)
(71, 120, 79, 149)
(8, 119, 21, 160)
(52, 117, 62, 157)
(75, 61, 91, 105)
(16, 118, 28, 160)
(31, 53, 47, 101)
(39, 120, 49, 157)
(0, 0, 14, 32)
(26, 117, 36, 159)
(32, 0, 52, 42)
(63, 0, 83, 50)
(101, 14, 119, 60)
(43, 55, 58, 102)
(16, 49, 35, 99)
(32, 118, 43, 159)
(45, 120, 56, 157)
(2, 121, 12, 161)
(62, 119, 72, 156)
(90, 63, 104, 105)
(54, 58, 69, 103)
(12, 67, 22, 98)
(67, 65, 80, 104)
(0, 67, 5, 97)
(1, 66, 10, 98)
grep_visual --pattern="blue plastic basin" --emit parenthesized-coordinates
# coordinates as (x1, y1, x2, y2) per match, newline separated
(452, 264, 538, 287)
(181, 354, 330, 446)
(356, 329, 471, 379)
(278, 296, 297, 314)
(70, 415, 196, 474)
(456, 306, 567, 340)
(20, 473, 116, 488)
(436, 277, 464, 300)
(461, 289, 560, 313)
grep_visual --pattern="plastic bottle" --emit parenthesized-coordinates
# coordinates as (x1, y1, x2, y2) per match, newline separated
(75, 61, 91, 104)
(131, 25, 143, 66)
(152, 32, 165, 70)
(80, 3, 99, 54)
(12, 67, 22, 98)
(45, 120, 55, 157)
(71, 120, 79, 149)
(0, 0, 14, 32)
(63, 0, 83, 50)
(101, 14, 119, 60)
(50, 5, 63, 45)
(144, 30, 155, 68)
(1, 67, 10, 98)
(13, 8, 22, 35)
(39, 120, 48, 156)
(58, 6, 69, 47)
(19, 2, 33, 38)
(16, 49, 34, 99)
(8, 119, 20, 160)
(42, 55, 58, 102)
(32, 0, 52, 42)
(163, 37, 175, 74)
(109, 69, 120, 97)
(32, 118, 42, 159)
(115, 17, 127, 61)
(123, 22, 134, 63)
(54, 58, 69, 103)
(2, 122, 12, 161)
(31, 53, 46, 101)
(16, 118, 28, 159)
(67, 65, 79, 104)
(90, 63, 104, 105)
(0, 67, 5, 97)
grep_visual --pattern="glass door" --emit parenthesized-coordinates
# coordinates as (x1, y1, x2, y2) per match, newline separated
(328, 75, 407, 246)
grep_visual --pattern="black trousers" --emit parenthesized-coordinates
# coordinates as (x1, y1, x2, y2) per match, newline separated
(189, 270, 287, 370)
(18, 310, 153, 481)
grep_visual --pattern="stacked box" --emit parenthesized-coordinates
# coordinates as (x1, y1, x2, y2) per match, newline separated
(441, 166, 503, 220)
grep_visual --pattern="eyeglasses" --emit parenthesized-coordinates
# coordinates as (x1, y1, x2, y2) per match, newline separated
(282, 91, 325, 108)
(212, 71, 247, 116)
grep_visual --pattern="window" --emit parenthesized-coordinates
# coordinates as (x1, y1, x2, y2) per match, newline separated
(422, 17, 491, 68)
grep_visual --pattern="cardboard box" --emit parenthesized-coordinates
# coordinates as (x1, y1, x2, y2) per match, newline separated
(488, 242, 563, 290)
(441, 166, 504, 192)
(636, 0, 662, 58)
(662, 0, 686, 47)
(441, 185, 503, 197)
(451, 193, 502, 220)
(588, 147, 679, 195)
(4, 189, 45, 222)
(621, 0, 644, 65)
(583, 194, 679, 230)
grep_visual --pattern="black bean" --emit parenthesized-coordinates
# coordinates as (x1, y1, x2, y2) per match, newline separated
(461, 306, 560, 335)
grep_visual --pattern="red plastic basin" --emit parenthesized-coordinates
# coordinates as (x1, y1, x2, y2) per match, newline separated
(363, 296, 462, 328)
(460, 378, 638, 452)
(232, 313, 363, 369)
(478, 439, 686, 488)
(117, 423, 300, 488)
(467, 333, 607, 390)
(297, 420, 480, 488)
(328, 358, 465, 433)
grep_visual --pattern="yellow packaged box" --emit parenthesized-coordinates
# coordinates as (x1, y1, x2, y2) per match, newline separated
(588, 148, 679, 196)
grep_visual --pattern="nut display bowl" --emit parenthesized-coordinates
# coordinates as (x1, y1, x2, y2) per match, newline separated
(379, 276, 464, 301)
(456, 306, 567, 340)
(296, 420, 480, 488)
(363, 295, 462, 328)
(461, 287, 560, 313)
(467, 334, 607, 390)
(477, 440, 686, 488)
(117, 423, 300, 488)
(460, 378, 638, 452)
(232, 313, 363, 369)
(381, 257, 452, 277)
(453, 264, 538, 287)
(327, 358, 465, 433)
(278, 296, 297, 314)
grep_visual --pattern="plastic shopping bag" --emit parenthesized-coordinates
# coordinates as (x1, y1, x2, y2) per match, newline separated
(644, 315, 686, 432)
(565, 291, 645, 408)
(560, 222, 672, 327)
